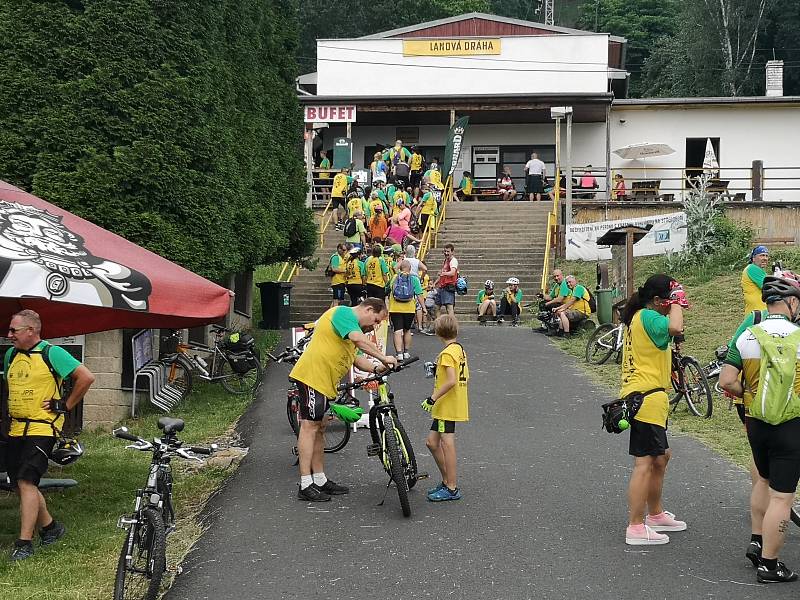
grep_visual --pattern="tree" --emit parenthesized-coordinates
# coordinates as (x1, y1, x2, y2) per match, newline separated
(0, 0, 316, 281)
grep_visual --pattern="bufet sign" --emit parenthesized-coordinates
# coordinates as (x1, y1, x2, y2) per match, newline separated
(304, 105, 357, 123)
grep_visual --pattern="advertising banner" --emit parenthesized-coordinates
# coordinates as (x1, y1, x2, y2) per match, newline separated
(566, 212, 687, 261)
(403, 38, 501, 56)
(443, 116, 470, 183)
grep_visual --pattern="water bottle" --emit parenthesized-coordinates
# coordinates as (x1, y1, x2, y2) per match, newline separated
(195, 355, 208, 369)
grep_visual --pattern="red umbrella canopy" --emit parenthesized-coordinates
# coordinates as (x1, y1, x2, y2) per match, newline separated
(0, 180, 232, 337)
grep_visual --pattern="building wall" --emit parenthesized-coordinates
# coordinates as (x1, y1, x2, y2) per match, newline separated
(82, 330, 129, 429)
(317, 35, 609, 97)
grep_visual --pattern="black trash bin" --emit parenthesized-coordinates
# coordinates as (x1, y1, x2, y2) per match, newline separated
(257, 282, 293, 330)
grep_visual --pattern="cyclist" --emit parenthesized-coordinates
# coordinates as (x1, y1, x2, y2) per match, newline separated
(5, 309, 95, 561)
(476, 280, 497, 323)
(742, 245, 769, 315)
(497, 277, 523, 326)
(327, 243, 348, 308)
(364, 244, 390, 300)
(549, 275, 590, 336)
(344, 247, 366, 307)
(720, 273, 800, 583)
(619, 274, 686, 546)
(388, 259, 426, 359)
(289, 298, 397, 502)
(541, 269, 569, 309)
(422, 315, 470, 502)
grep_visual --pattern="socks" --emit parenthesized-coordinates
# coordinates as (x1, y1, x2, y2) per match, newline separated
(42, 520, 56, 532)
(761, 557, 778, 570)
(312, 472, 328, 487)
(751, 534, 763, 545)
(300, 475, 313, 490)
(627, 523, 646, 533)
(14, 539, 32, 547)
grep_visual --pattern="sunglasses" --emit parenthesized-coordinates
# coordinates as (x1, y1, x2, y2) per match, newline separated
(8, 326, 32, 334)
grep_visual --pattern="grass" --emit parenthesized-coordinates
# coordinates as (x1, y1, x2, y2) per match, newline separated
(0, 267, 282, 599)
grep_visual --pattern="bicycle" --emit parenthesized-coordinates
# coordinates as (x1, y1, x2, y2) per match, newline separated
(163, 325, 263, 396)
(336, 357, 422, 518)
(670, 344, 713, 418)
(703, 345, 729, 396)
(585, 322, 624, 365)
(112, 418, 216, 600)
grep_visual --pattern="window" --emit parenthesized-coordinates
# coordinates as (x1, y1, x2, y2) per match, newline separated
(685, 137, 720, 180)
(472, 147, 500, 186)
(395, 127, 419, 144)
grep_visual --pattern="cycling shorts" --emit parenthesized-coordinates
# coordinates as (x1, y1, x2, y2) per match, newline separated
(6, 436, 55, 486)
(430, 419, 456, 434)
(390, 312, 415, 332)
(629, 419, 668, 457)
(292, 381, 331, 422)
(747, 416, 800, 493)
(332, 197, 346, 209)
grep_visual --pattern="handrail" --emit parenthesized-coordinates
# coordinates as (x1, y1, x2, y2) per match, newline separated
(317, 197, 334, 248)
(418, 177, 453, 262)
(540, 170, 561, 294)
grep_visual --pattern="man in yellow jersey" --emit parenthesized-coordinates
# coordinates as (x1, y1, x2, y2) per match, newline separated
(720, 273, 800, 583)
(409, 146, 425, 194)
(289, 298, 397, 502)
(419, 182, 439, 232)
(331, 168, 352, 229)
(364, 244, 389, 300)
(742, 245, 769, 315)
(422, 314, 469, 501)
(5, 310, 95, 561)
(619, 274, 686, 546)
(551, 274, 591, 336)
(328, 243, 348, 307)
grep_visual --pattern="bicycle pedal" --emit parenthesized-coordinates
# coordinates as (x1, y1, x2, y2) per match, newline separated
(366, 443, 380, 456)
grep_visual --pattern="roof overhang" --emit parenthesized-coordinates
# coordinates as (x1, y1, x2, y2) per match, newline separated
(614, 96, 800, 109)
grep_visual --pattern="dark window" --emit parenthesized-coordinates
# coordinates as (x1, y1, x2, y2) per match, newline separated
(685, 137, 720, 180)
(188, 326, 207, 345)
(395, 127, 419, 144)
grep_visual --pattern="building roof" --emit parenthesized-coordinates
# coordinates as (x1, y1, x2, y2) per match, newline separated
(358, 12, 627, 44)
(614, 96, 800, 108)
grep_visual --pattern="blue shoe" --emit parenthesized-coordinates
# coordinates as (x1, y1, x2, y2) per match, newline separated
(427, 486, 462, 502)
(427, 481, 446, 495)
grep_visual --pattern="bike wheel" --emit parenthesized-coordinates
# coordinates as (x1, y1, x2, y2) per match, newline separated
(792, 504, 800, 528)
(286, 384, 300, 436)
(585, 324, 617, 365)
(165, 356, 193, 397)
(219, 356, 263, 395)
(681, 357, 713, 418)
(323, 413, 351, 453)
(384, 415, 411, 518)
(393, 417, 418, 489)
(113, 507, 166, 600)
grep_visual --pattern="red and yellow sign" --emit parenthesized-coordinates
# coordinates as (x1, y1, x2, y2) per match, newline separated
(403, 38, 501, 56)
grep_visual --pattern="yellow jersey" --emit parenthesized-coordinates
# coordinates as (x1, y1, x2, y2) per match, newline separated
(567, 285, 592, 316)
(289, 307, 361, 398)
(331, 173, 349, 198)
(329, 253, 346, 285)
(432, 342, 470, 422)
(364, 256, 388, 287)
(410, 152, 424, 171)
(620, 310, 671, 427)
(387, 274, 423, 314)
(742, 264, 767, 315)
(345, 257, 364, 285)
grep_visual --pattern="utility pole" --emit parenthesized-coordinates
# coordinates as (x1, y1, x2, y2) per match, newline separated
(535, 0, 555, 26)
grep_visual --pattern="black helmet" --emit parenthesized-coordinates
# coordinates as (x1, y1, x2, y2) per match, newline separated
(762, 272, 800, 302)
(50, 438, 84, 467)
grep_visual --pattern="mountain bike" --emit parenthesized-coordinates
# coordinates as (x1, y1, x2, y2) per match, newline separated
(337, 357, 421, 518)
(163, 325, 263, 396)
(112, 418, 216, 600)
(670, 345, 713, 418)
(585, 322, 624, 365)
(703, 344, 729, 396)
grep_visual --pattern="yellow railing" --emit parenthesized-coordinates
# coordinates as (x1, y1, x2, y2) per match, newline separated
(317, 197, 335, 248)
(540, 171, 561, 294)
(418, 177, 453, 262)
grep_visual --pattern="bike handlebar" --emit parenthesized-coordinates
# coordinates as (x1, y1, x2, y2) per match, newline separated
(336, 356, 419, 391)
(112, 427, 216, 457)
(113, 427, 141, 443)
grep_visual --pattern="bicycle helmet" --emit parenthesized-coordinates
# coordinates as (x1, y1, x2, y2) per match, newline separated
(506, 277, 520, 285)
(50, 437, 84, 467)
(484, 280, 494, 289)
(762, 271, 800, 302)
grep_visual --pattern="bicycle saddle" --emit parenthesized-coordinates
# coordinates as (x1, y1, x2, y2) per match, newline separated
(157, 417, 185, 434)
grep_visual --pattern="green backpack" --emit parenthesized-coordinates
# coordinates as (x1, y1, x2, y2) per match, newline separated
(748, 325, 800, 425)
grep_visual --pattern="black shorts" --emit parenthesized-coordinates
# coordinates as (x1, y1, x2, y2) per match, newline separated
(629, 420, 669, 457)
(735, 403, 746, 425)
(430, 419, 456, 433)
(332, 197, 346, 209)
(747, 416, 800, 493)
(419, 213, 431, 231)
(292, 381, 331, 422)
(526, 174, 544, 194)
(331, 284, 346, 301)
(390, 312, 415, 332)
(346, 284, 365, 306)
(5, 436, 55, 486)
(410, 172, 422, 188)
(366, 284, 386, 300)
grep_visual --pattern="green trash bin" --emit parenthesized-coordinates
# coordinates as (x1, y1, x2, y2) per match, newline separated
(595, 289, 613, 325)
(257, 282, 293, 330)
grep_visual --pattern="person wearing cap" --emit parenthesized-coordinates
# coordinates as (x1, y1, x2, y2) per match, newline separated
(550, 275, 591, 336)
(742, 246, 769, 315)
(476, 280, 497, 324)
(370, 151, 388, 185)
(496, 278, 523, 325)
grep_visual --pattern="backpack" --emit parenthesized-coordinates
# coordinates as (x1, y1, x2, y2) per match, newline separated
(587, 289, 597, 313)
(748, 325, 800, 425)
(343, 218, 358, 237)
(456, 276, 468, 296)
(324, 254, 336, 278)
(392, 273, 415, 301)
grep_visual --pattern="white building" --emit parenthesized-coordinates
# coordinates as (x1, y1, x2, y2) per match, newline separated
(299, 13, 800, 202)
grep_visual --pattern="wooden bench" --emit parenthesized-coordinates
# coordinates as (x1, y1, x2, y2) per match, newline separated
(470, 187, 503, 201)
(631, 180, 661, 201)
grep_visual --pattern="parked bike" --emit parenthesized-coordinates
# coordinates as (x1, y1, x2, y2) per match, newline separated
(703, 344, 730, 395)
(585, 322, 624, 365)
(163, 325, 263, 396)
(112, 418, 216, 600)
(670, 344, 713, 418)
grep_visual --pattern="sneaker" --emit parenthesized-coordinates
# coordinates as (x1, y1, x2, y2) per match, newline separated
(427, 486, 462, 502)
(319, 480, 349, 495)
(422, 329, 435, 336)
(297, 483, 331, 502)
(746, 540, 763, 567)
(402, 352, 411, 360)
(395, 353, 404, 360)
(625, 524, 669, 545)
(511, 319, 520, 327)
(39, 521, 66, 546)
(645, 511, 687, 532)
(544, 329, 562, 337)
(496, 317, 505, 324)
(10, 541, 34, 561)
(757, 560, 798, 583)
(427, 481, 446, 495)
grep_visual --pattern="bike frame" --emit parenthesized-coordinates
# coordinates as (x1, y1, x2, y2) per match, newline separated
(368, 379, 411, 472)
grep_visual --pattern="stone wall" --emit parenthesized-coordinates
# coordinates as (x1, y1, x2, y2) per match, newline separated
(82, 329, 128, 430)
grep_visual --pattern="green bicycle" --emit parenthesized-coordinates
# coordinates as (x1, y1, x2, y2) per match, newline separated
(337, 357, 422, 518)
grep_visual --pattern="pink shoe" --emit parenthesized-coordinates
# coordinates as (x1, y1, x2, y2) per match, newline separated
(625, 523, 669, 545)
(645, 510, 687, 532)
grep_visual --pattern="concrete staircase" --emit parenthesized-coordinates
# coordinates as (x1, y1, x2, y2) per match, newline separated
(435, 201, 551, 325)
(288, 202, 552, 326)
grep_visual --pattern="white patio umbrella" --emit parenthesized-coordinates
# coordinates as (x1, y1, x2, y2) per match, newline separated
(613, 142, 676, 179)
(702, 137, 719, 176)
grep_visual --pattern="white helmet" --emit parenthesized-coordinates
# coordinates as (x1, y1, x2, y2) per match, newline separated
(506, 277, 519, 285)
(484, 280, 494, 288)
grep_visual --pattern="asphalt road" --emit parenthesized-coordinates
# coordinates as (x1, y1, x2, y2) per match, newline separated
(167, 327, 797, 600)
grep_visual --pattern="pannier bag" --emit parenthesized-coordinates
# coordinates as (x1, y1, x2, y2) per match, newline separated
(225, 332, 255, 353)
(227, 351, 259, 375)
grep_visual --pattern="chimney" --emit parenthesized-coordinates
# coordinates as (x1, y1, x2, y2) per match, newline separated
(766, 60, 784, 97)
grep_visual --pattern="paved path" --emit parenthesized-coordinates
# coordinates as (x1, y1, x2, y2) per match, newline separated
(167, 327, 797, 600)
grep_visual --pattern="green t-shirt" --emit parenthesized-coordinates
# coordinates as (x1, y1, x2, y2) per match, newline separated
(550, 280, 570, 299)
(504, 288, 523, 303)
(345, 219, 366, 243)
(331, 306, 360, 337)
(725, 309, 769, 367)
(319, 158, 330, 169)
(640, 308, 671, 351)
(476, 289, 495, 304)
(745, 263, 766, 287)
